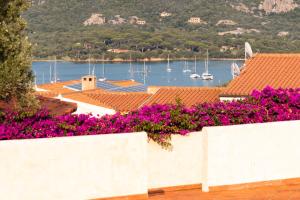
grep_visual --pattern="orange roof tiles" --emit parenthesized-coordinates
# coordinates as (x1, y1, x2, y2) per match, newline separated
(38, 80, 81, 95)
(63, 90, 151, 112)
(35, 91, 58, 98)
(143, 87, 223, 107)
(221, 54, 300, 97)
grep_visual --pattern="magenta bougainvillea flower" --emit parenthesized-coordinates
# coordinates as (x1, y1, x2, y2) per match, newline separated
(0, 87, 299, 148)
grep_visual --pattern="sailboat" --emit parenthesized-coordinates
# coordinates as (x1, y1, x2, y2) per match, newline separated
(98, 55, 107, 82)
(201, 50, 214, 80)
(182, 61, 191, 73)
(50, 57, 60, 83)
(190, 56, 201, 79)
(88, 55, 91, 75)
(49, 64, 53, 83)
(128, 53, 135, 79)
(166, 54, 172, 72)
(143, 61, 148, 85)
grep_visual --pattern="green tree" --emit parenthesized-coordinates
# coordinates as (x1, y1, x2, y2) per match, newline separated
(0, 0, 36, 109)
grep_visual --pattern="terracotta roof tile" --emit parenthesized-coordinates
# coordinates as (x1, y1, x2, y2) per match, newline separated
(222, 54, 300, 96)
(143, 87, 223, 107)
(63, 90, 151, 112)
(35, 91, 58, 98)
(37, 80, 80, 95)
(0, 96, 77, 116)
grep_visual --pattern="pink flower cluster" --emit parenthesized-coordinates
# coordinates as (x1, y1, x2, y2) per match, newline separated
(0, 87, 299, 147)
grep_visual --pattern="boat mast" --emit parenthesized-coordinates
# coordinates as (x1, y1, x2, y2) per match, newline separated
(88, 55, 91, 75)
(167, 54, 170, 70)
(102, 54, 105, 78)
(54, 56, 57, 83)
(129, 53, 133, 75)
(205, 49, 209, 74)
(49, 64, 52, 83)
(143, 61, 146, 85)
(194, 56, 197, 73)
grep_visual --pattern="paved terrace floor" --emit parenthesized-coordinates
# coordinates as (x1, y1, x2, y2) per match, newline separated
(148, 183, 300, 200)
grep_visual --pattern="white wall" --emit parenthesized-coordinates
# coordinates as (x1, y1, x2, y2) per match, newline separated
(0, 133, 148, 200)
(202, 120, 300, 192)
(57, 96, 116, 116)
(219, 96, 245, 102)
(147, 132, 203, 189)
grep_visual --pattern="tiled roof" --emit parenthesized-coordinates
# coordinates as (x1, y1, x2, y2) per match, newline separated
(37, 80, 81, 95)
(37, 96, 77, 116)
(63, 90, 151, 112)
(0, 96, 77, 116)
(35, 91, 58, 98)
(221, 54, 300, 97)
(143, 87, 223, 107)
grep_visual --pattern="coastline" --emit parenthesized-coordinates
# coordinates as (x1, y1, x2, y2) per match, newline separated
(32, 57, 244, 63)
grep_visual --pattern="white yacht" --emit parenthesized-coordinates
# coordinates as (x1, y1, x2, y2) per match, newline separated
(190, 56, 201, 79)
(201, 50, 213, 80)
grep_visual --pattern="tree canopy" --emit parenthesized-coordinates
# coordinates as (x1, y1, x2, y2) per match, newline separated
(0, 0, 36, 108)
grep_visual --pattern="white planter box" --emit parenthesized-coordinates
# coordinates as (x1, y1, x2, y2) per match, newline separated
(0, 132, 148, 200)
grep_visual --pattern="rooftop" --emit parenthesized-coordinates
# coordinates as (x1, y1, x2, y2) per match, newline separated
(221, 54, 300, 97)
(37, 80, 224, 113)
(143, 87, 223, 107)
(38, 80, 81, 95)
(63, 90, 151, 112)
(0, 96, 77, 116)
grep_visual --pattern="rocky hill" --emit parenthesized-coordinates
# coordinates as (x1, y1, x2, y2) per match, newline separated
(24, 0, 300, 59)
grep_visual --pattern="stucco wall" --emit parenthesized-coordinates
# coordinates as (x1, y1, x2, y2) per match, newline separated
(0, 133, 148, 200)
(202, 120, 300, 192)
(147, 132, 203, 189)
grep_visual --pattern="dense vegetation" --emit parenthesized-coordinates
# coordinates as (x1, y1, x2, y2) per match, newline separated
(24, 0, 300, 60)
(1, 87, 299, 149)
(0, 0, 36, 109)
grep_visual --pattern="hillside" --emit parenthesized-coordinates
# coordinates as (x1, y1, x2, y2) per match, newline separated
(24, 0, 300, 60)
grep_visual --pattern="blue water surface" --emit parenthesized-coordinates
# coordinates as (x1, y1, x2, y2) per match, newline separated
(32, 60, 244, 87)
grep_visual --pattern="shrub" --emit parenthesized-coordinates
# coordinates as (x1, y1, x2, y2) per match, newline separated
(0, 87, 299, 149)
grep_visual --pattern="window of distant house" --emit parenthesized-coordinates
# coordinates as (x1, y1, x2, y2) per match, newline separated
(89, 78, 92, 81)
(84, 78, 87, 81)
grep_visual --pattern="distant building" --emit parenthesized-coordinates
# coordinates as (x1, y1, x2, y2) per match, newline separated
(83, 13, 106, 26)
(108, 15, 126, 25)
(107, 49, 131, 53)
(129, 16, 139, 24)
(160, 11, 172, 17)
(83, 42, 93, 49)
(277, 31, 289, 37)
(188, 17, 207, 24)
(136, 20, 146, 25)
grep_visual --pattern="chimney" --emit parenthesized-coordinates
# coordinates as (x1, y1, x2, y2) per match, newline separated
(81, 75, 97, 91)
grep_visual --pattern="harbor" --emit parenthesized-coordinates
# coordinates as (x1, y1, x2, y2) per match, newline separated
(33, 60, 244, 87)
